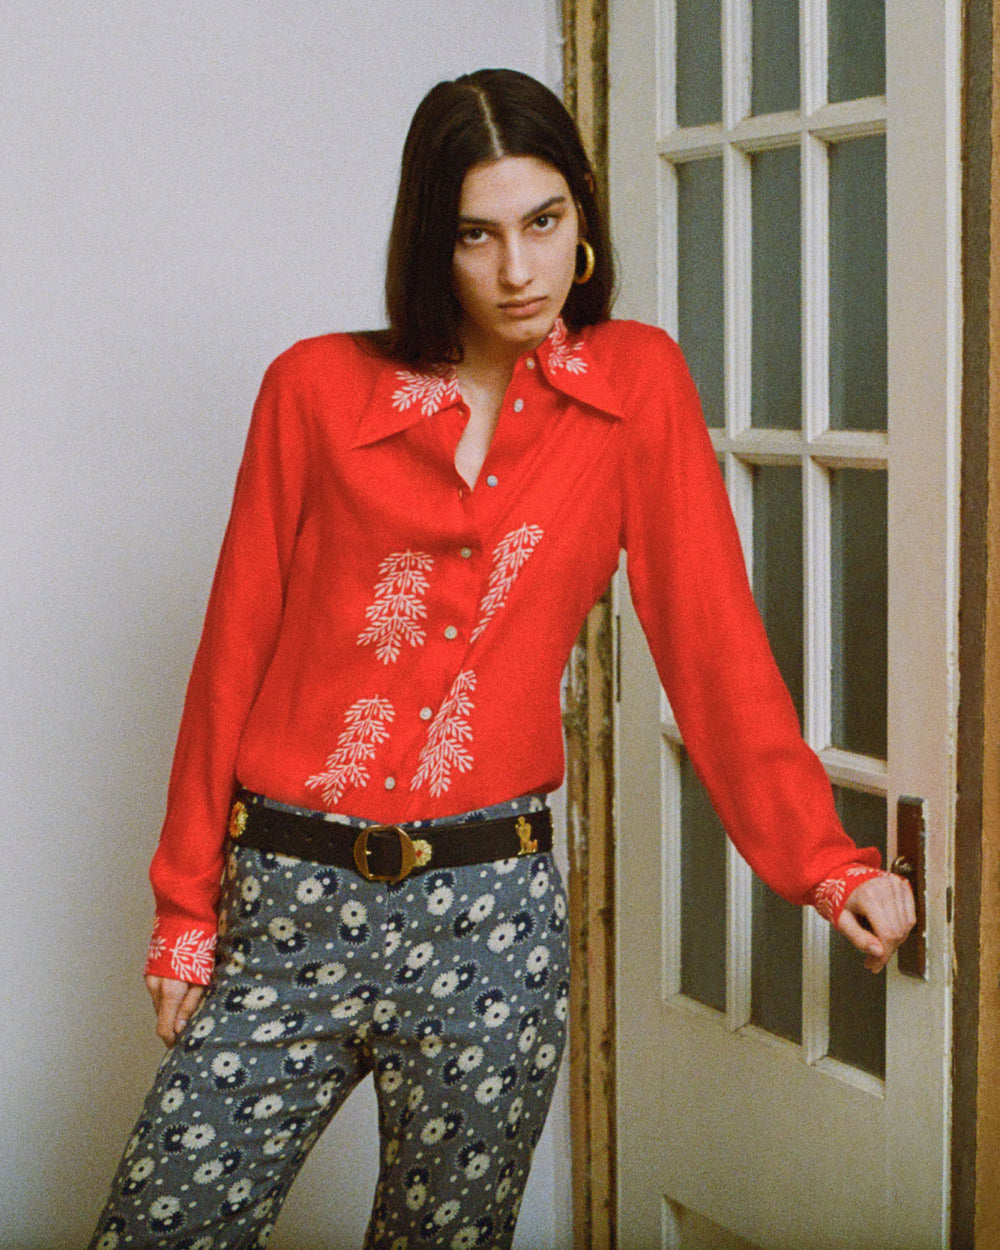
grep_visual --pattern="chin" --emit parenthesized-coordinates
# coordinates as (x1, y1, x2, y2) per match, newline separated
(503, 314, 556, 345)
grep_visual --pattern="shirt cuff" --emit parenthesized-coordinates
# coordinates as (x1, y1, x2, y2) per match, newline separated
(807, 866, 891, 927)
(145, 916, 218, 985)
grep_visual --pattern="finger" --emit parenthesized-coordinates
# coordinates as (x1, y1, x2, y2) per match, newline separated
(847, 876, 915, 944)
(869, 878, 915, 946)
(837, 908, 886, 966)
(155, 979, 192, 1046)
(175, 984, 207, 1038)
(898, 874, 917, 928)
(144, 974, 164, 1013)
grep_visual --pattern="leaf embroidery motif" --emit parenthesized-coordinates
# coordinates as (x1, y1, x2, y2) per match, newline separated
(306, 696, 396, 805)
(391, 368, 461, 417)
(807, 866, 887, 923)
(411, 670, 477, 798)
(147, 919, 166, 964)
(545, 318, 588, 375)
(471, 524, 544, 642)
(169, 929, 217, 982)
(357, 550, 434, 663)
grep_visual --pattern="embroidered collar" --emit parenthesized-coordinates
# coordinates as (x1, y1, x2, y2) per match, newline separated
(352, 319, 623, 448)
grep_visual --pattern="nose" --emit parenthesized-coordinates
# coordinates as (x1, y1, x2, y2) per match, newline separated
(499, 236, 530, 289)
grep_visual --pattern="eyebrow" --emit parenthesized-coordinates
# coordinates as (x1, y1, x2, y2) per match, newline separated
(457, 194, 568, 228)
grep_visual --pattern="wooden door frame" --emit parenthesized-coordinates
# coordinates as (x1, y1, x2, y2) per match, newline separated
(954, 1, 1000, 1246)
(561, 3, 617, 1248)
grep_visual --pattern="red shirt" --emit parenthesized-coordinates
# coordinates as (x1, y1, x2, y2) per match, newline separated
(146, 319, 881, 984)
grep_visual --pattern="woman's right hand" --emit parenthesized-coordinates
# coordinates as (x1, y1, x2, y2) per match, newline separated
(145, 975, 207, 1046)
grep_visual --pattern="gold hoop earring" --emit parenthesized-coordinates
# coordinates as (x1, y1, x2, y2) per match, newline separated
(574, 239, 595, 285)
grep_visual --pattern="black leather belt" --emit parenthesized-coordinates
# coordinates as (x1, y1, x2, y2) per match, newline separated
(228, 791, 553, 885)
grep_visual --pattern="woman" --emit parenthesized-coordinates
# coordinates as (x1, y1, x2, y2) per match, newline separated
(89, 68, 914, 1249)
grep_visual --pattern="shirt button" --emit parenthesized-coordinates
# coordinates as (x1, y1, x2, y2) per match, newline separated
(460, 546, 473, 559)
(513, 398, 524, 413)
(525, 357, 536, 370)
(444, 625, 458, 640)
(419, 706, 433, 721)
(384, 777, 396, 790)
(486, 474, 499, 488)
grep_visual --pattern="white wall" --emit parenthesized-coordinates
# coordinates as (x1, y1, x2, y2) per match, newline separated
(0, 4, 572, 1247)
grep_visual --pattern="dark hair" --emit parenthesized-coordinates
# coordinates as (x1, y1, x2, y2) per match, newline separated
(371, 68, 614, 367)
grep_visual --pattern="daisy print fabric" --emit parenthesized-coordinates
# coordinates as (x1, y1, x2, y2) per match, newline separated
(90, 838, 569, 1250)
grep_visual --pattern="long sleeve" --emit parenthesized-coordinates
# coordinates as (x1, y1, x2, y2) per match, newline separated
(619, 327, 881, 910)
(146, 356, 312, 983)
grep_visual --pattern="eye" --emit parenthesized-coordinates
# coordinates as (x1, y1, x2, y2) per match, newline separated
(457, 227, 488, 246)
(531, 210, 561, 232)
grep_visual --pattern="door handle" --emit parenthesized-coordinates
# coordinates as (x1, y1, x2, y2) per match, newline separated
(892, 796, 926, 978)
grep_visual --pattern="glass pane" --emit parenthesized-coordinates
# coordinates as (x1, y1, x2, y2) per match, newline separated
(829, 137, 887, 431)
(752, 465, 804, 721)
(751, 146, 801, 429)
(828, 0, 885, 103)
(828, 788, 887, 1078)
(677, 159, 725, 428)
(679, 749, 727, 1011)
(752, 0, 799, 116)
(830, 469, 888, 758)
(676, 0, 722, 127)
(751, 877, 802, 1042)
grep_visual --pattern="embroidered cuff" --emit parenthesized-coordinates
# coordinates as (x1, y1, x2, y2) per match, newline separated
(145, 917, 218, 985)
(807, 866, 891, 927)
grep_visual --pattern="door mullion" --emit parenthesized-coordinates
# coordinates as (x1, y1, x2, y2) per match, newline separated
(804, 455, 832, 753)
(802, 131, 830, 442)
(658, 157, 680, 336)
(803, 908, 831, 1062)
(801, 0, 829, 116)
(661, 733, 683, 998)
(723, 144, 751, 436)
(721, 0, 751, 128)
(727, 844, 753, 1029)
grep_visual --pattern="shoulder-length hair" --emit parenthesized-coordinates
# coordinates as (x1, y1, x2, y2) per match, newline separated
(371, 68, 614, 368)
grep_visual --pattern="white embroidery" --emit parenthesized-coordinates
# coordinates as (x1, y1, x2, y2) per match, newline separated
(147, 920, 166, 964)
(391, 368, 461, 417)
(358, 550, 434, 663)
(306, 696, 396, 805)
(808, 867, 887, 923)
(545, 318, 588, 374)
(471, 524, 544, 642)
(169, 929, 217, 982)
(412, 670, 477, 798)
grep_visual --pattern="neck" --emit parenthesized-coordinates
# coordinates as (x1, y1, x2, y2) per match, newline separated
(457, 324, 550, 391)
(455, 347, 518, 397)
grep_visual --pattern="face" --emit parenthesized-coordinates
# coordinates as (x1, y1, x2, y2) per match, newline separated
(451, 154, 582, 361)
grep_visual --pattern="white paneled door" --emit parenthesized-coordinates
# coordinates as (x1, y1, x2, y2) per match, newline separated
(610, 1, 960, 1246)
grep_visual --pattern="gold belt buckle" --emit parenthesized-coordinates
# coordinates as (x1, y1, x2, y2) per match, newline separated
(353, 824, 416, 884)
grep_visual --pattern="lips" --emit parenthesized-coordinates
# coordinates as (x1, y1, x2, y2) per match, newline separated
(499, 297, 547, 319)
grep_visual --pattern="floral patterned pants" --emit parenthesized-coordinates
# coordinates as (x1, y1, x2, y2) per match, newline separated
(89, 834, 569, 1250)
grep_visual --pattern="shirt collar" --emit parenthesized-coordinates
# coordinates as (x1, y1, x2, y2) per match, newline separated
(535, 319, 623, 419)
(352, 318, 622, 449)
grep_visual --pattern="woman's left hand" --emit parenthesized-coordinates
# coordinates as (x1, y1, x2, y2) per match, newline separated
(835, 873, 917, 973)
